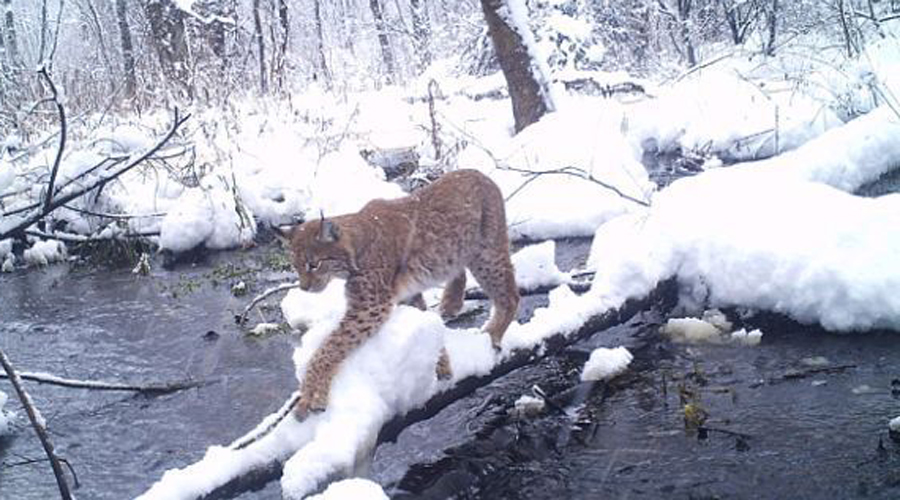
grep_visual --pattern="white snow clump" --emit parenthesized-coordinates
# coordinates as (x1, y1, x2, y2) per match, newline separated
(581, 346, 633, 382)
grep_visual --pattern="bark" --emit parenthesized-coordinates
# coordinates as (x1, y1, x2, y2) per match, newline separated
(480, 0, 552, 133)
(410, 0, 432, 72)
(252, 0, 268, 93)
(144, 0, 190, 94)
(115, 0, 136, 99)
(369, 0, 395, 83)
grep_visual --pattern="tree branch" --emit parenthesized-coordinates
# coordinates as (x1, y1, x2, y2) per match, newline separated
(0, 370, 210, 394)
(0, 109, 190, 241)
(0, 349, 73, 500)
(38, 67, 67, 218)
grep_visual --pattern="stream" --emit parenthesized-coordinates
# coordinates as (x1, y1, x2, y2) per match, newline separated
(1, 239, 899, 499)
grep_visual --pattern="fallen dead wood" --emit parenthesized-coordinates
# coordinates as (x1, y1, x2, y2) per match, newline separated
(235, 282, 301, 325)
(0, 371, 210, 394)
(0, 109, 190, 241)
(0, 349, 73, 500)
(193, 278, 678, 499)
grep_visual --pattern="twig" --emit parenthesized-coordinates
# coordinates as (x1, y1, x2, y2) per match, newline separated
(38, 67, 67, 217)
(0, 349, 72, 499)
(228, 392, 301, 450)
(235, 282, 301, 324)
(465, 280, 591, 300)
(768, 364, 857, 384)
(0, 370, 210, 394)
(500, 165, 651, 208)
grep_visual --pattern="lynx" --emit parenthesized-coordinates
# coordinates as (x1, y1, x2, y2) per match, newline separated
(288, 169, 519, 417)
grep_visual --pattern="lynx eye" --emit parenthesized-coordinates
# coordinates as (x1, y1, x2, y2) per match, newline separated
(305, 261, 320, 272)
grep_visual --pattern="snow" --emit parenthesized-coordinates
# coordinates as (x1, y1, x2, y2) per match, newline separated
(0, 390, 12, 436)
(890, 416, 900, 433)
(23, 239, 67, 266)
(581, 346, 633, 382)
(660, 315, 763, 346)
(306, 478, 388, 500)
(511, 394, 545, 418)
(510, 240, 569, 290)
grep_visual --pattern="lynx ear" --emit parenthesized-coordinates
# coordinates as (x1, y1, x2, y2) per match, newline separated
(319, 219, 340, 243)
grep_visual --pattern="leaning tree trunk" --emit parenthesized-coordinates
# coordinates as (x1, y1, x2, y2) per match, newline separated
(274, 0, 288, 91)
(115, 0, 137, 99)
(480, 0, 553, 133)
(369, 0, 395, 83)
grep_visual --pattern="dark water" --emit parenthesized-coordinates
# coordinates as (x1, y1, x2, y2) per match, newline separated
(1, 240, 899, 500)
(0, 251, 297, 499)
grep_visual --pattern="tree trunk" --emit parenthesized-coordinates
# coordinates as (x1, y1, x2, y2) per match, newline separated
(677, 0, 697, 66)
(313, 0, 330, 84)
(116, 0, 136, 99)
(410, 0, 432, 73)
(252, 0, 268, 93)
(3, 0, 20, 67)
(480, 0, 552, 133)
(765, 0, 778, 56)
(275, 0, 288, 90)
(369, 0, 395, 83)
(144, 0, 191, 96)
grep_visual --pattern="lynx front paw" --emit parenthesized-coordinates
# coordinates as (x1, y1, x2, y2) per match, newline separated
(295, 388, 329, 418)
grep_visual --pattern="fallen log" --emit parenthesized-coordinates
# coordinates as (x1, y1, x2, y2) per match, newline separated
(189, 278, 678, 499)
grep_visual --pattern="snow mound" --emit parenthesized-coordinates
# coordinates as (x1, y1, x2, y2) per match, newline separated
(660, 314, 762, 347)
(307, 478, 388, 500)
(581, 346, 633, 382)
(890, 416, 900, 433)
(0, 390, 12, 436)
(23, 240, 66, 266)
(282, 279, 348, 330)
(159, 175, 256, 252)
(510, 395, 545, 418)
(305, 147, 404, 220)
(467, 105, 654, 241)
(511, 240, 569, 290)
(589, 166, 900, 332)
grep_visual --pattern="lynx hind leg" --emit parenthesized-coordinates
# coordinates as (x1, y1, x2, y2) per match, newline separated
(435, 347, 453, 380)
(469, 253, 519, 348)
(440, 271, 467, 319)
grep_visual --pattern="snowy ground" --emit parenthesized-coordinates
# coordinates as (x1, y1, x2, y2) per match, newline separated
(2, 23, 899, 500)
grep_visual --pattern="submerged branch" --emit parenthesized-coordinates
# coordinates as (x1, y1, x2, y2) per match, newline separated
(235, 282, 301, 325)
(0, 370, 210, 394)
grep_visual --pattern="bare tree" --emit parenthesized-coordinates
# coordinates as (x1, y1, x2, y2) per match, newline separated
(480, 0, 553, 133)
(3, 0, 20, 67)
(274, 0, 289, 90)
(410, 0, 432, 72)
(369, 0, 396, 83)
(720, 0, 759, 45)
(764, 0, 778, 55)
(252, 0, 268, 93)
(115, 0, 136, 99)
(313, 0, 330, 84)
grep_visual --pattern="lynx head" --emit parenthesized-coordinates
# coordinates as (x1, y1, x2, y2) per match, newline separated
(288, 216, 356, 292)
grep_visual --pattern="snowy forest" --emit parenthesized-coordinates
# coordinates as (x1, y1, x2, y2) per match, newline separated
(1, 0, 900, 499)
